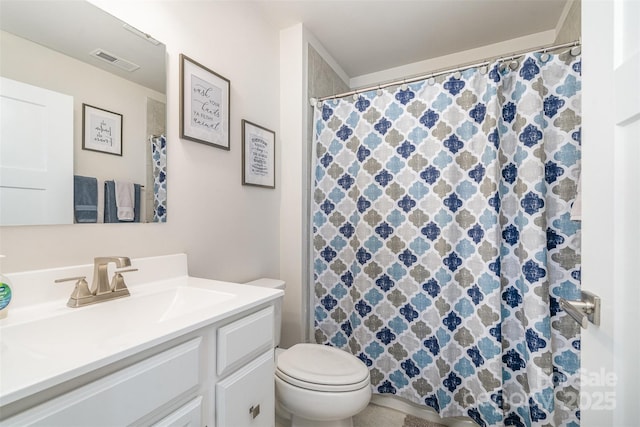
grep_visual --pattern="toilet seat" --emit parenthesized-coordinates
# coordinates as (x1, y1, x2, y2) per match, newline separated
(276, 343, 370, 392)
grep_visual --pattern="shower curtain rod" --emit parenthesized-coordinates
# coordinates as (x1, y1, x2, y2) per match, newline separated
(314, 39, 581, 103)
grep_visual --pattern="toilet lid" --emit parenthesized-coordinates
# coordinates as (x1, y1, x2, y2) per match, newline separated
(276, 343, 370, 391)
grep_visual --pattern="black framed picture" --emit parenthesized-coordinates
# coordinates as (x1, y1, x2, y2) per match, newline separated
(82, 103, 123, 156)
(242, 120, 275, 189)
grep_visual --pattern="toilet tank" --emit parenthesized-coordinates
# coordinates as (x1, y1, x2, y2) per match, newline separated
(243, 278, 285, 347)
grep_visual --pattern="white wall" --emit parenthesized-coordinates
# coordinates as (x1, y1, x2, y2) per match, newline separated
(0, 1, 281, 285)
(278, 24, 305, 348)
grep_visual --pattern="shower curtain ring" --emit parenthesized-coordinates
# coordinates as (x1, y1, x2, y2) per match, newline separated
(540, 50, 550, 62)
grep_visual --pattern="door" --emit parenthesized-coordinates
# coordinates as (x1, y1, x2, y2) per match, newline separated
(582, 1, 639, 426)
(0, 77, 73, 225)
(611, 0, 640, 424)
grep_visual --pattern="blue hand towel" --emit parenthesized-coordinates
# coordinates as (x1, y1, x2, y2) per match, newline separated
(74, 175, 98, 223)
(104, 180, 141, 223)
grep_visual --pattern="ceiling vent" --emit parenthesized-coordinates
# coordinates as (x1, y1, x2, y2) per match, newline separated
(90, 49, 140, 72)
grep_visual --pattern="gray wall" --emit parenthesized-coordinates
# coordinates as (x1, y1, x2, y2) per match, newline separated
(556, 0, 581, 44)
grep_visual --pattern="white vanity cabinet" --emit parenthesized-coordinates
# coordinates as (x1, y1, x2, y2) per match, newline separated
(216, 307, 275, 427)
(1, 305, 276, 427)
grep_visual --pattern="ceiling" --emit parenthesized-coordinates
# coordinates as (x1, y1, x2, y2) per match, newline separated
(257, 0, 571, 79)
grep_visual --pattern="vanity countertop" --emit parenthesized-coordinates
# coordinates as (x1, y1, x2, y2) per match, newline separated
(0, 254, 283, 407)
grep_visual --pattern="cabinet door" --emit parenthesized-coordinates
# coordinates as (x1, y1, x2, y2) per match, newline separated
(151, 396, 202, 427)
(216, 350, 274, 427)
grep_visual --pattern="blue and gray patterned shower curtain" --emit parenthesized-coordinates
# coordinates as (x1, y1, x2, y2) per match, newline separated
(312, 51, 581, 426)
(150, 135, 167, 222)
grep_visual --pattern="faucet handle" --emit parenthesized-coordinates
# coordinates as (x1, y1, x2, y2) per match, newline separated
(55, 276, 93, 302)
(110, 268, 138, 293)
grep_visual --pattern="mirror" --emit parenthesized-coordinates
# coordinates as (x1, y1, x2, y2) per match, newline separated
(0, 0, 167, 225)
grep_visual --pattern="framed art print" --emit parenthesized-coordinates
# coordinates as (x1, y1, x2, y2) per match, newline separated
(242, 120, 275, 188)
(82, 104, 123, 156)
(180, 54, 230, 150)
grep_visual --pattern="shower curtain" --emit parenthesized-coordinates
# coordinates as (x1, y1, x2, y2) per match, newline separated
(312, 51, 581, 426)
(150, 135, 167, 222)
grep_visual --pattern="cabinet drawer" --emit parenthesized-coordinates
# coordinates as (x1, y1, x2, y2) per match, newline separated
(3, 338, 201, 426)
(217, 306, 273, 376)
(216, 350, 274, 427)
(152, 396, 202, 427)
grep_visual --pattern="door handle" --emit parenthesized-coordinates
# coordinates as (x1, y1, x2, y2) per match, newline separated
(559, 290, 601, 328)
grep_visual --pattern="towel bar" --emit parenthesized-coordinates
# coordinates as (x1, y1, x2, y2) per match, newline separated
(559, 290, 601, 328)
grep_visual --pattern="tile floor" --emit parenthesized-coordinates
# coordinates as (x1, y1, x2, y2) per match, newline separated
(276, 403, 448, 427)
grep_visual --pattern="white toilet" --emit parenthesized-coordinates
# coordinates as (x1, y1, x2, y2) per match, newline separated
(245, 279, 371, 427)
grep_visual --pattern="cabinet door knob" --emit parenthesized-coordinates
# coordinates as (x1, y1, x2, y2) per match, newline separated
(249, 404, 260, 419)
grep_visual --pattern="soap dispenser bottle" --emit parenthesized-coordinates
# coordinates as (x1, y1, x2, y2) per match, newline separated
(0, 255, 13, 318)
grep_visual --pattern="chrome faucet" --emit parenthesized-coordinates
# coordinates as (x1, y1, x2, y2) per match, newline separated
(55, 256, 137, 308)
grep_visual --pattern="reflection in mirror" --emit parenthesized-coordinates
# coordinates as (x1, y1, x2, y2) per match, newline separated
(0, 0, 167, 225)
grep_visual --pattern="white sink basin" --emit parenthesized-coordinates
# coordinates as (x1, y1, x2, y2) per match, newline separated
(1, 286, 235, 360)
